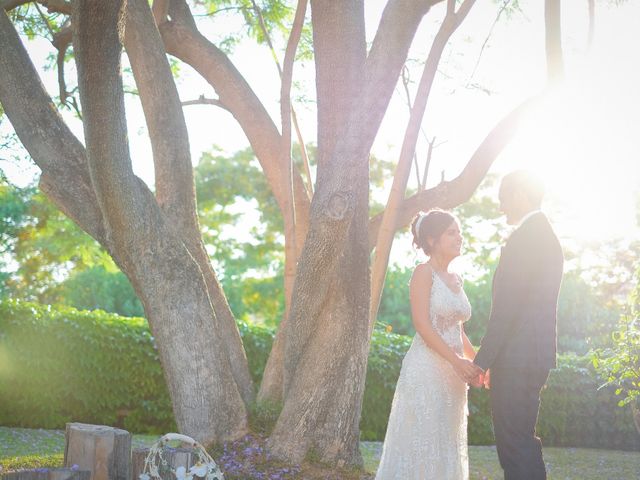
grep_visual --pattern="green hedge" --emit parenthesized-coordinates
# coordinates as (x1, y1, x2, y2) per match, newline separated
(1, 300, 638, 451)
(0, 301, 174, 433)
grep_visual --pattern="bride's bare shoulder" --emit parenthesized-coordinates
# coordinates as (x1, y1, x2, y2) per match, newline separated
(411, 262, 433, 287)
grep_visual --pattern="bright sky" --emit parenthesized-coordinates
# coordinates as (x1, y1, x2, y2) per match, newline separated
(1, 0, 639, 254)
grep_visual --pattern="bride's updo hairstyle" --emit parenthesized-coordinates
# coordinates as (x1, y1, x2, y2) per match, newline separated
(411, 209, 457, 256)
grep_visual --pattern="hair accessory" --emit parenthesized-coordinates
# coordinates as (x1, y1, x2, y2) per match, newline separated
(415, 214, 426, 240)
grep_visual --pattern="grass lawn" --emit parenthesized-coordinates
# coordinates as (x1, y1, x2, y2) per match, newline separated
(2, 427, 639, 479)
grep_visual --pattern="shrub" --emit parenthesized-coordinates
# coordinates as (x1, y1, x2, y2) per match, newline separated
(0, 300, 274, 434)
(0, 300, 174, 433)
(1, 300, 638, 451)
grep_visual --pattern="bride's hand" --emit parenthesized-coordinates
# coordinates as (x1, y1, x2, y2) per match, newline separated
(452, 356, 483, 383)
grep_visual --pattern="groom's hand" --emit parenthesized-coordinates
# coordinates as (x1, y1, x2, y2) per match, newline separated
(483, 369, 491, 389)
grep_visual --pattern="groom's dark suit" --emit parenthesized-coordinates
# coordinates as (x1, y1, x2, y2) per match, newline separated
(474, 211, 563, 480)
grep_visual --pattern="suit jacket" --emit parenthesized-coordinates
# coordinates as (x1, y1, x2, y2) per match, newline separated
(474, 212, 564, 372)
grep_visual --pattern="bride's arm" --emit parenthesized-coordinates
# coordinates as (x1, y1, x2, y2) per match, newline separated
(410, 264, 479, 381)
(462, 329, 477, 361)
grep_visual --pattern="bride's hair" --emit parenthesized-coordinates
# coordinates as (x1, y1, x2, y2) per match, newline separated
(411, 209, 457, 255)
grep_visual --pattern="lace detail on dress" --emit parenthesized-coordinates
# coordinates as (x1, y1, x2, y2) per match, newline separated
(375, 268, 472, 480)
(430, 272, 472, 356)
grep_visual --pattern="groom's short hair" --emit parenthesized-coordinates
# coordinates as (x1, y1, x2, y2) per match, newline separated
(501, 170, 545, 207)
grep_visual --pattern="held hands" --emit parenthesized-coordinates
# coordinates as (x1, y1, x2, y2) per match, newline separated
(468, 367, 491, 389)
(453, 357, 484, 385)
(453, 357, 490, 388)
(482, 369, 491, 389)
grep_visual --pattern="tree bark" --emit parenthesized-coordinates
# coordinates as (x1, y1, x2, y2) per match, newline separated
(0, 9, 106, 248)
(123, 0, 254, 407)
(1, 3, 250, 444)
(265, 0, 369, 466)
(156, 2, 313, 408)
(264, 0, 449, 465)
(71, 0, 247, 445)
(256, 0, 309, 406)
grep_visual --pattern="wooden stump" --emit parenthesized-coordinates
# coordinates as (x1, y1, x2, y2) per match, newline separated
(2, 468, 91, 480)
(64, 423, 131, 480)
(131, 447, 198, 480)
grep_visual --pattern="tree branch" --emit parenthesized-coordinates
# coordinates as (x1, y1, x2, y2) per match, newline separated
(51, 23, 71, 103)
(151, 0, 169, 26)
(465, 0, 513, 88)
(322, 0, 436, 165)
(124, 0, 196, 232)
(181, 95, 229, 111)
(124, 0, 255, 405)
(310, 0, 366, 174)
(369, 0, 476, 329)
(250, 0, 282, 76)
(280, 0, 307, 184)
(0, 8, 105, 246)
(158, 0, 311, 231)
(72, 0, 155, 258)
(368, 93, 541, 249)
(252, 0, 312, 201)
(41, 0, 69, 14)
(2, 0, 72, 14)
(280, 0, 308, 315)
(587, 0, 595, 51)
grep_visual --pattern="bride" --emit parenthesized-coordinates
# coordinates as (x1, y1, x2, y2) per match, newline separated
(375, 209, 482, 480)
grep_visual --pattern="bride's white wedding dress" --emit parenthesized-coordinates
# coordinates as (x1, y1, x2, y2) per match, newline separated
(375, 269, 472, 480)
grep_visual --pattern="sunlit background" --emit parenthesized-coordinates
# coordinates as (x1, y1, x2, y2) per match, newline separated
(1, 1, 639, 255)
(2, 3, 640, 466)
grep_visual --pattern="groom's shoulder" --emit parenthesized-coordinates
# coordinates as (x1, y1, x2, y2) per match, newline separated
(513, 212, 556, 241)
(525, 213, 561, 245)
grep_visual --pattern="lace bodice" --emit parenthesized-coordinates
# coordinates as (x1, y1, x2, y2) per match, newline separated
(429, 270, 472, 354)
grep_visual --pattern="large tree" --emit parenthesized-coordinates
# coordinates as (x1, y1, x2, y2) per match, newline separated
(0, 0, 556, 466)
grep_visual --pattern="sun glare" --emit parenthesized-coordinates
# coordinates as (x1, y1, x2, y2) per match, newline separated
(499, 78, 639, 243)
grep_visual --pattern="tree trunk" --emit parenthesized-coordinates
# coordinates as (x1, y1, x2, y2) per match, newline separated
(1, 3, 251, 445)
(258, 0, 438, 409)
(267, 164, 371, 466)
(264, 0, 370, 466)
(124, 0, 254, 407)
(71, 0, 247, 445)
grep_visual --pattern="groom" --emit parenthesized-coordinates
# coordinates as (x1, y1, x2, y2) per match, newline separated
(473, 170, 564, 480)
